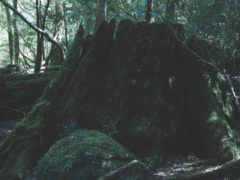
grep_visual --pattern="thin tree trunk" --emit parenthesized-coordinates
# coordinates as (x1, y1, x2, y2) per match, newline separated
(145, 0, 153, 23)
(35, 0, 42, 73)
(35, 0, 50, 72)
(42, 39, 45, 60)
(45, 0, 63, 66)
(39, 0, 46, 61)
(5, 6, 13, 64)
(13, 0, 19, 66)
(86, 5, 94, 34)
(63, 2, 69, 52)
(223, 69, 240, 118)
(94, 0, 107, 33)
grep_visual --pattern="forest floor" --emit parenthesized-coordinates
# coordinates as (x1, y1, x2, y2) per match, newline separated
(0, 119, 240, 180)
(1, 71, 240, 179)
(153, 144, 240, 179)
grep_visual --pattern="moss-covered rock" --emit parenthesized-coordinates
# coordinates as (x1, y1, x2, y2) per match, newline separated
(34, 130, 149, 180)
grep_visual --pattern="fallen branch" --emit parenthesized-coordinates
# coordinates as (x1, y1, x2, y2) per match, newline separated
(0, 104, 26, 118)
(98, 160, 144, 180)
(165, 159, 240, 180)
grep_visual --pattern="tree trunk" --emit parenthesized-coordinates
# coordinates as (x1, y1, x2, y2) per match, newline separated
(34, 0, 42, 73)
(0, 69, 58, 121)
(39, 0, 46, 61)
(42, 39, 45, 60)
(0, 0, 64, 64)
(94, 0, 107, 33)
(5, 6, 13, 65)
(0, 25, 87, 180)
(45, 0, 63, 67)
(86, 6, 94, 34)
(12, 0, 19, 66)
(145, 0, 153, 23)
(63, 2, 69, 52)
(0, 19, 238, 180)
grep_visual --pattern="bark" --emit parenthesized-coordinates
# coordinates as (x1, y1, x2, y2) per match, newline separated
(5, 6, 13, 65)
(145, 0, 153, 23)
(223, 69, 240, 119)
(0, 25, 86, 180)
(39, 0, 46, 61)
(166, 0, 180, 20)
(35, 0, 50, 73)
(0, 76, 6, 94)
(86, 6, 94, 33)
(45, 0, 63, 67)
(63, 2, 69, 52)
(94, 0, 107, 33)
(12, 0, 19, 66)
(40, 0, 50, 65)
(42, 39, 45, 60)
(0, 0, 64, 63)
(166, 0, 175, 20)
(0, 69, 58, 120)
(159, 9, 240, 123)
(0, 18, 238, 180)
(35, 0, 42, 73)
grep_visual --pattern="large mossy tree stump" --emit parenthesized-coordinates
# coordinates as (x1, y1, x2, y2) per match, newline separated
(0, 19, 237, 180)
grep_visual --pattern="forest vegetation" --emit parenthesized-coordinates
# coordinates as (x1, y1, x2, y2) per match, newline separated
(0, 0, 240, 179)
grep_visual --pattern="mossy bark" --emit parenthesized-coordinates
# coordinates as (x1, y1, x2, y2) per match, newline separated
(44, 1, 63, 67)
(186, 40, 237, 161)
(0, 25, 86, 180)
(0, 71, 57, 121)
(43, 20, 186, 170)
(0, 19, 237, 180)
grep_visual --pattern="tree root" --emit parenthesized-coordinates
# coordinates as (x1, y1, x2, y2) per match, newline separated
(164, 159, 240, 180)
(98, 160, 147, 180)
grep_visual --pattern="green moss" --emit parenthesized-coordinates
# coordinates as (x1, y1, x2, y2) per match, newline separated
(44, 20, 186, 170)
(0, 19, 236, 180)
(0, 25, 86, 180)
(0, 71, 58, 121)
(186, 39, 237, 160)
(34, 130, 148, 180)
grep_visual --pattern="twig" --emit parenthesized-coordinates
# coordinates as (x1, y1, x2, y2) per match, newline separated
(0, 104, 26, 117)
(98, 160, 142, 180)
